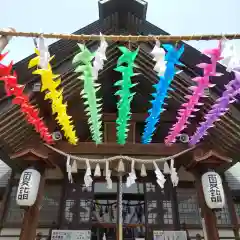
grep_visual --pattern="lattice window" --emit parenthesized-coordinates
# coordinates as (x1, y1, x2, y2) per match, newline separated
(234, 202, 240, 223)
(64, 199, 75, 223)
(39, 184, 62, 225)
(216, 204, 231, 225)
(4, 186, 24, 225)
(146, 182, 155, 193)
(146, 181, 173, 226)
(163, 200, 173, 224)
(79, 199, 91, 222)
(147, 200, 157, 224)
(177, 188, 201, 225)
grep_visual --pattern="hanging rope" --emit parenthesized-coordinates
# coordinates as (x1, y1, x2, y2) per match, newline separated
(44, 143, 195, 163)
(0, 30, 240, 41)
(118, 175, 123, 240)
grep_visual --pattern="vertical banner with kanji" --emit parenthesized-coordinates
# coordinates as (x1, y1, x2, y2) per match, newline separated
(16, 168, 41, 206)
(201, 171, 225, 209)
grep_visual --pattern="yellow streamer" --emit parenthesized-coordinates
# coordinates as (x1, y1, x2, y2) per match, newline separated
(28, 49, 78, 145)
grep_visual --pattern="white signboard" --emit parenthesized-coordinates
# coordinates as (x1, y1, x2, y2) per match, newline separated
(16, 169, 41, 206)
(201, 171, 225, 209)
(153, 231, 187, 240)
(51, 230, 91, 240)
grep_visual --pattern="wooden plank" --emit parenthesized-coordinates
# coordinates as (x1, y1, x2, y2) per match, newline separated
(48, 141, 188, 156)
(104, 122, 135, 143)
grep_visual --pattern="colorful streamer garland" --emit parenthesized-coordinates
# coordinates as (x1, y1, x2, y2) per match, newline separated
(72, 44, 104, 144)
(189, 71, 240, 145)
(142, 44, 184, 144)
(165, 41, 223, 145)
(0, 53, 53, 144)
(114, 46, 138, 145)
(28, 44, 78, 145)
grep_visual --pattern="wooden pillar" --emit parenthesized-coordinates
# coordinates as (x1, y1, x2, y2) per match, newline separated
(19, 168, 46, 240)
(194, 171, 219, 240)
(186, 148, 232, 240)
(222, 175, 240, 239)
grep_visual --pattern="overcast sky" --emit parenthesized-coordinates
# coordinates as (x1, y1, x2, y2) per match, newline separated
(1, 0, 240, 63)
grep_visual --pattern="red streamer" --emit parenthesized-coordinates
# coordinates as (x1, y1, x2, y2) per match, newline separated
(0, 53, 53, 144)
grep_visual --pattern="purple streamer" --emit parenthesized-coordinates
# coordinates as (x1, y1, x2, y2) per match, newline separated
(189, 71, 240, 145)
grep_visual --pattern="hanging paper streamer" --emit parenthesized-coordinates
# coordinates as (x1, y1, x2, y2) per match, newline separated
(66, 155, 73, 183)
(170, 159, 179, 187)
(114, 46, 138, 144)
(72, 44, 103, 144)
(153, 161, 166, 189)
(84, 159, 93, 187)
(105, 160, 112, 189)
(151, 40, 166, 76)
(28, 40, 78, 145)
(94, 163, 101, 177)
(189, 71, 240, 145)
(92, 34, 108, 80)
(126, 160, 137, 188)
(142, 44, 184, 144)
(0, 53, 53, 144)
(165, 41, 223, 145)
(221, 38, 240, 72)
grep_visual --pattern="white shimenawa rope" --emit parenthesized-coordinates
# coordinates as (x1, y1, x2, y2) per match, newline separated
(44, 144, 195, 163)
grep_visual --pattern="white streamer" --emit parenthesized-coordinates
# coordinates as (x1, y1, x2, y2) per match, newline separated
(221, 38, 240, 72)
(151, 40, 166, 76)
(170, 159, 179, 187)
(105, 160, 112, 189)
(38, 36, 50, 70)
(126, 160, 137, 188)
(84, 159, 93, 187)
(92, 33, 108, 80)
(153, 161, 166, 189)
(140, 164, 147, 177)
(94, 163, 101, 177)
(66, 155, 73, 183)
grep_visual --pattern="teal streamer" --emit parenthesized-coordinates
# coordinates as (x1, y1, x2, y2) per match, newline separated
(72, 44, 102, 144)
(114, 46, 138, 144)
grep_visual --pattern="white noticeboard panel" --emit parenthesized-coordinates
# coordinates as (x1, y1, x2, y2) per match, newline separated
(153, 231, 187, 240)
(51, 230, 91, 240)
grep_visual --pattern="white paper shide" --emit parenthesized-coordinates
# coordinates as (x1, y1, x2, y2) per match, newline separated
(201, 171, 225, 209)
(16, 168, 41, 206)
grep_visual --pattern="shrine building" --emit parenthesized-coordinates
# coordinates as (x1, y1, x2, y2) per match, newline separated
(0, 1, 240, 240)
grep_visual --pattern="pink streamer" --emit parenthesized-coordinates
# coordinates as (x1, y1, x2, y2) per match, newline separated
(165, 41, 223, 145)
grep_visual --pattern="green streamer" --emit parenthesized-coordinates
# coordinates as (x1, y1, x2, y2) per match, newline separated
(72, 44, 102, 144)
(114, 46, 138, 144)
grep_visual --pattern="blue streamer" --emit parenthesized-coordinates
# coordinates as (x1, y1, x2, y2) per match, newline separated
(141, 44, 185, 144)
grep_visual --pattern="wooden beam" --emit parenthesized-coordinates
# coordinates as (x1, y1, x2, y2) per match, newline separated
(68, 111, 176, 123)
(13, 140, 190, 158)
(45, 141, 188, 156)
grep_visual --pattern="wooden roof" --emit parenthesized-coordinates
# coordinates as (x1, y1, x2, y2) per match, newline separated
(0, 0, 239, 168)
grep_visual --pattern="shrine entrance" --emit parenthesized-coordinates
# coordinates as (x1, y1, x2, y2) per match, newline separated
(92, 179, 145, 240)
(62, 172, 174, 240)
